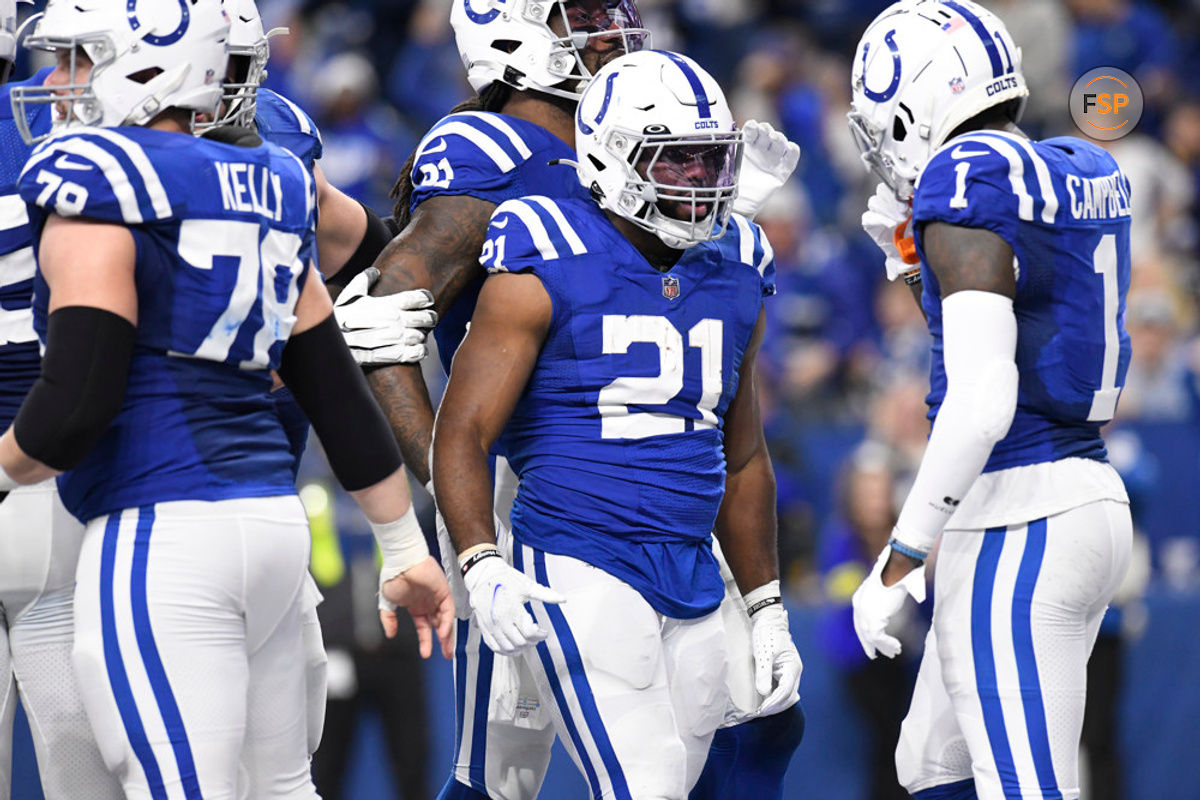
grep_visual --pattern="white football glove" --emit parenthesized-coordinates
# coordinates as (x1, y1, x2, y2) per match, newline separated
(333, 267, 438, 366)
(460, 547, 565, 656)
(851, 545, 927, 660)
(733, 120, 801, 220)
(743, 581, 802, 717)
(861, 183, 921, 282)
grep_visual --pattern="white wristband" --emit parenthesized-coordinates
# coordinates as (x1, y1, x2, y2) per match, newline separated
(371, 505, 429, 582)
(0, 464, 18, 492)
(742, 580, 783, 617)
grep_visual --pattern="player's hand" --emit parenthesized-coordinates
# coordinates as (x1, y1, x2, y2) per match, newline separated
(861, 182, 921, 282)
(333, 266, 438, 366)
(750, 604, 803, 716)
(379, 556, 455, 660)
(851, 545, 926, 660)
(461, 547, 565, 656)
(732, 120, 801, 220)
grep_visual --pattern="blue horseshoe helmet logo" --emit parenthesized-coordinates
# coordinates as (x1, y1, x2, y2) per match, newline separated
(577, 71, 618, 136)
(463, 0, 502, 24)
(861, 30, 902, 103)
(127, 0, 191, 46)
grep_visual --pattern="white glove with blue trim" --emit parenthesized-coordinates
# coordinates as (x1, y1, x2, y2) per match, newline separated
(333, 267, 438, 365)
(733, 121, 801, 220)
(460, 546, 565, 656)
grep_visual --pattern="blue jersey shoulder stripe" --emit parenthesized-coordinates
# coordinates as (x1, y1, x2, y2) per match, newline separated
(969, 132, 1059, 224)
(491, 197, 586, 262)
(420, 114, 527, 172)
(0, 193, 30, 253)
(24, 129, 172, 223)
(927, 133, 1049, 224)
(729, 214, 771, 272)
(455, 112, 534, 160)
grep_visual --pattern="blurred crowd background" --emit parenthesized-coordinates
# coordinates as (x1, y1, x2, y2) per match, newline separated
(10, 0, 1200, 797)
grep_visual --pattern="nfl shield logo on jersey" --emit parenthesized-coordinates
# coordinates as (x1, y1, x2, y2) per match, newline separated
(662, 275, 680, 300)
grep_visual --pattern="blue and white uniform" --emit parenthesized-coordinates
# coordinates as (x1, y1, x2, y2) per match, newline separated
(898, 131, 1132, 800)
(480, 195, 773, 799)
(408, 109, 586, 800)
(0, 68, 122, 800)
(19, 125, 322, 799)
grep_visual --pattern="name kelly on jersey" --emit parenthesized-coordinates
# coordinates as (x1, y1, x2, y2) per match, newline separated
(215, 162, 285, 221)
(1065, 169, 1131, 221)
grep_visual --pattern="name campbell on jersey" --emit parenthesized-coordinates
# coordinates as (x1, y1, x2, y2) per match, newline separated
(18, 126, 317, 522)
(481, 195, 774, 618)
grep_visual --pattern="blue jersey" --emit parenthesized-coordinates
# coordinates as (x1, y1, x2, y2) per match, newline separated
(254, 89, 324, 478)
(408, 110, 589, 373)
(912, 131, 1132, 472)
(481, 198, 775, 619)
(19, 126, 318, 522)
(0, 68, 52, 431)
(255, 88, 323, 174)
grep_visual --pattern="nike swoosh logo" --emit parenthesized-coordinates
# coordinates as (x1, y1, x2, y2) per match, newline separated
(419, 137, 448, 157)
(54, 154, 93, 171)
(491, 216, 509, 229)
(951, 146, 990, 159)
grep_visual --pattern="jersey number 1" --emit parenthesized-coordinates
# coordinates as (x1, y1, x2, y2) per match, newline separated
(1088, 233, 1122, 421)
(598, 315, 723, 439)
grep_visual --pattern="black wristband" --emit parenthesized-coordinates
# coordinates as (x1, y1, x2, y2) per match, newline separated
(460, 547, 502, 577)
(746, 595, 783, 617)
(326, 202, 393, 289)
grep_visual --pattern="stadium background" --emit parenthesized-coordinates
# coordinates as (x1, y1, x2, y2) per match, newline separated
(8, 0, 1200, 796)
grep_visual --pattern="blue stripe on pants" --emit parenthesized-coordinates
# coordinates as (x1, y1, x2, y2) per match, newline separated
(1011, 518, 1062, 799)
(129, 506, 204, 799)
(971, 526, 1020, 797)
(530, 548, 632, 800)
(100, 512, 169, 800)
(511, 545, 607, 800)
(468, 629, 494, 793)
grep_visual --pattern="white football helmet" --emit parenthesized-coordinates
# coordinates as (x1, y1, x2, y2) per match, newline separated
(452, 0, 650, 101)
(202, 0, 287, 129)
(575, 50, 743, 250)
(13, 0, 230, 144)
(848, 0, 1028, 199)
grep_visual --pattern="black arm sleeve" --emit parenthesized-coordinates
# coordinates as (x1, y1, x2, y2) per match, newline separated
(277, 313, 403, 490)
(325, 202, 394, 289)
(13, 306, 136, 471)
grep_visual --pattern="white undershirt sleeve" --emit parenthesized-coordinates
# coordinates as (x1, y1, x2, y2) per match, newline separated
(891, 290, 1019, 555)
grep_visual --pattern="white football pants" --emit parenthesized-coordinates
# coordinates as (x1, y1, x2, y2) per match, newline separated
(0, 479, 122, 800)
(512, 543, 728, 800)
(72, 496, 321, 800)
(897, 499, 1132, 799)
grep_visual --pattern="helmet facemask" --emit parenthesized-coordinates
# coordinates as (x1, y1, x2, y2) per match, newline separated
(13, 39, 117, 144)
(606, 130, 743, 250)
(540, 0, 650, 98)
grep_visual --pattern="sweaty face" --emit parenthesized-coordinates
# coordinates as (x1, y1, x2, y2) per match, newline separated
(637, 141, 737, 221)
(549, 0, 648, 75)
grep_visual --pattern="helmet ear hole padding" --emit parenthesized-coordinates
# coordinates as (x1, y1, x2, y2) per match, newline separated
(892, 116, 908, 142)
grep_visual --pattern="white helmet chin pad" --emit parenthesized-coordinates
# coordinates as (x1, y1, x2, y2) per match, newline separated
(575, 50, 743, 250)
(848, 0, 1028, 199)
(12, 0, 230, 144)
(452, 0, 651, 101)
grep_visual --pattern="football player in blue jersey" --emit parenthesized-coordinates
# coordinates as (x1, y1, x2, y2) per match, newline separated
(0, 1, 125, 796)
(0, 0, 452, 796)
(431, 50, 804, 800)
(346, 3, 804, 799)
(846, 3, 1133, 799)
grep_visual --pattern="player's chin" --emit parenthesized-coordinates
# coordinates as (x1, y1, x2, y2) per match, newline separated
(659, 200, 711, 221)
